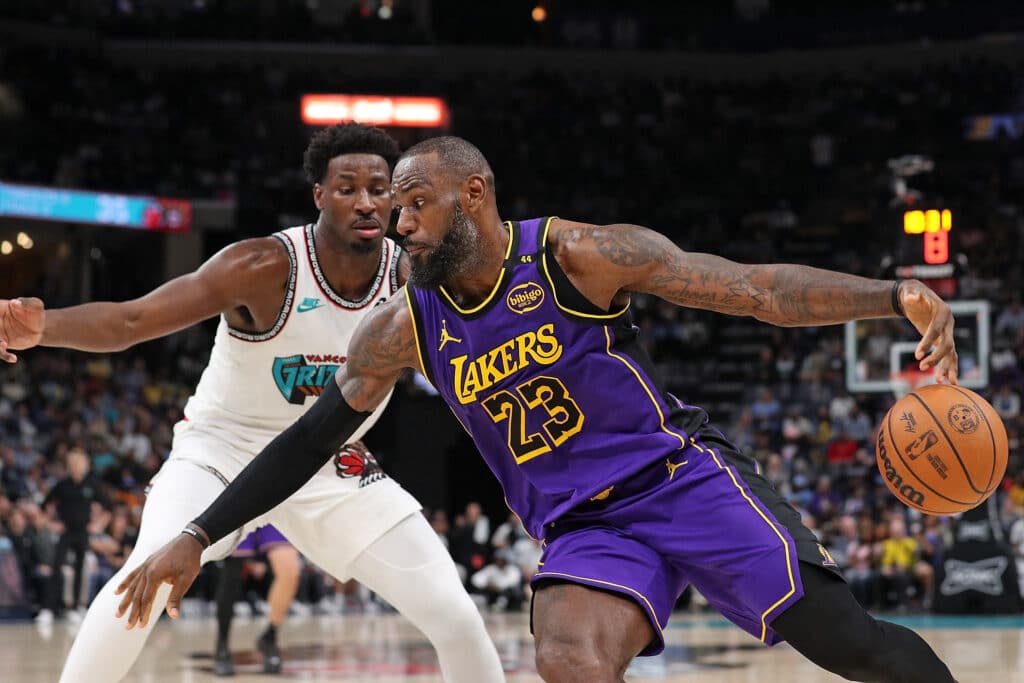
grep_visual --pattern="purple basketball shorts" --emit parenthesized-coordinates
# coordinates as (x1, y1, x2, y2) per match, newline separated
(531, 432, 842, 655)
(233, 524, 290, 556)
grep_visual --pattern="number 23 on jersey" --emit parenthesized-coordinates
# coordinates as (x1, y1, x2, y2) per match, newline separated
(481, 376, 585, 463)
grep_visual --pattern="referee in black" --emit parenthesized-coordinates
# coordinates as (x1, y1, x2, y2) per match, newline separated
(41, 447, 109, 621)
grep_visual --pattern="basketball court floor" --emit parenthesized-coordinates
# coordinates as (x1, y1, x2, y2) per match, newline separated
(4, 610, 1024, 682)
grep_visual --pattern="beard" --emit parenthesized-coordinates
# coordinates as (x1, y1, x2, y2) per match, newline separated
(407, 203, 481, 289)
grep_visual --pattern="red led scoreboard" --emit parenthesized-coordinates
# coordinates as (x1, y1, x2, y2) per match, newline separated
(903, 209, 952, 265)
(898, 209, 957, 297)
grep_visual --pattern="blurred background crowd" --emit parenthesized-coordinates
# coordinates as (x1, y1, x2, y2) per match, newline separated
(1, 0, 1023, 621)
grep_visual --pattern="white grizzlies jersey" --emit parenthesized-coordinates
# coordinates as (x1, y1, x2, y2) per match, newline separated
(179, 224, 401, 451)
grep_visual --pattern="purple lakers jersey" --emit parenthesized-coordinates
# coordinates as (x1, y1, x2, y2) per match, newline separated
(406, 218, 707, 539)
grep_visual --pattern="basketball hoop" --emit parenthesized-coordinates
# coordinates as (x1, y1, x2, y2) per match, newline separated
(889, 368, 935, 400)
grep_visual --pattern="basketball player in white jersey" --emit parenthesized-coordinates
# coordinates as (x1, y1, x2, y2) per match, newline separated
(0, 123, 505, 683)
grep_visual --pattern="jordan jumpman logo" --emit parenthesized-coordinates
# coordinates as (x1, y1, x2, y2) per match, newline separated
(438, 319, 463, 351)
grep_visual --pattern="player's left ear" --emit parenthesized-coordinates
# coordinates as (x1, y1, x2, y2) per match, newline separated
(463, 174, 488, 211)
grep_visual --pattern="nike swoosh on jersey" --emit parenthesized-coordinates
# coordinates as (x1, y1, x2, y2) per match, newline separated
(297, 298, 326, 313)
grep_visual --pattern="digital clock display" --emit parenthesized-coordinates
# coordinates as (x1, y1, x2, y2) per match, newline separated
(903, 209, 951, 265)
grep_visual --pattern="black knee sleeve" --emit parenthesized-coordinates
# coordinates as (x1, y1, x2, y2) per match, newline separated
(772, 563, 955, 683)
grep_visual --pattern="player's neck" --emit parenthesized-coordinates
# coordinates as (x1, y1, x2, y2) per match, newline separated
(312, 219, 385, 300)
(443, 216, 509, 305)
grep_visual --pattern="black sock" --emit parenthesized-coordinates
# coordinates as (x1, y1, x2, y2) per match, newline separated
(263, 624, 277, 641)
(215, 558, 243, 647)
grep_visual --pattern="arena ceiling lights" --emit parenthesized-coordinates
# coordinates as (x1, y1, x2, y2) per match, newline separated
(301, 95, 449, 128)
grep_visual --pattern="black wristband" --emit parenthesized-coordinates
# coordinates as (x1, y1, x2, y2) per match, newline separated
(891, 280, 906, 317)
(181, 524, 210, 549)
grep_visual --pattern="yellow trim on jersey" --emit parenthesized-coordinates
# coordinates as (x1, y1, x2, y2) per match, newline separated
(540, 217, 630, 320)
(532, 570, 666, 629)
(446, 404, 475, 441)
(438, 221, 516, 315)
(503, 496, 542, 543)
(603, 327, 688, 450)
(403, 287, 432, 382)
(707, 446, 797, 642)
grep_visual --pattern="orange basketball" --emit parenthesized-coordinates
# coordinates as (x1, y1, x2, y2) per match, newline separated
(876, 384, 1008, 515)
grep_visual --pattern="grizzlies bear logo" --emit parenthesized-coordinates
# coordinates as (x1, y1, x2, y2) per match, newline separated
(334, 444, 387, 488)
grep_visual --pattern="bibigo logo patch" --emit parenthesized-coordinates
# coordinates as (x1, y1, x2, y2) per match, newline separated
(506, 282, 545, 314)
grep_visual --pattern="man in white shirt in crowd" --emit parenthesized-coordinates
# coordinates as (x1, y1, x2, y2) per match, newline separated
(470, 550, 524, 612)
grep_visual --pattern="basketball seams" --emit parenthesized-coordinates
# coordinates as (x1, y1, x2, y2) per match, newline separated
(944, 385, 998, 493)
(907, 392, 986, 495)
(884, 409, 974, 508)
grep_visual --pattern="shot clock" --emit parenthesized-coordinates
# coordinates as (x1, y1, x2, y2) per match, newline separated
(903, 209, 952, 265)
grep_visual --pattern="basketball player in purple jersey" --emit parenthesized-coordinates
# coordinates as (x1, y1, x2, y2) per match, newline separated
(117, 137, 961, 683)
(0, 128, 503, 682)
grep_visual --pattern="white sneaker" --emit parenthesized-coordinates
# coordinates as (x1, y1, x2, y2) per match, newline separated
(34, 609, 54, 625)
(66, 608, 85, 624)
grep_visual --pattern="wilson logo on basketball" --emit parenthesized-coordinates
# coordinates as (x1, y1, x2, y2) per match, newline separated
(506, 282, 545, 314)
(947, 404, 980, 434)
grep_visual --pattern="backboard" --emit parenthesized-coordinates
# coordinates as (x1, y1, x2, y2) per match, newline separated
(844, 299, 990, 394)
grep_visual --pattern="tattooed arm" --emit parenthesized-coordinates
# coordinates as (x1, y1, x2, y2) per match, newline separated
(550, 219, 957, 382)
(337, 288, 421, 410)
(113, 293, 420, 628)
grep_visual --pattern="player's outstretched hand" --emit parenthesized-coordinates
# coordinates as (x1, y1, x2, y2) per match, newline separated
(898, 279, 958, 384)
(114, 533, 203, 629)
(0, 297, 45, 363)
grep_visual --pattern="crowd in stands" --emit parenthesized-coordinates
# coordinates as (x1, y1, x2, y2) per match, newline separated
(2, 25, 1024, 620)
(0, 293, 1021, 619)
(2, 44, 1022, 248)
